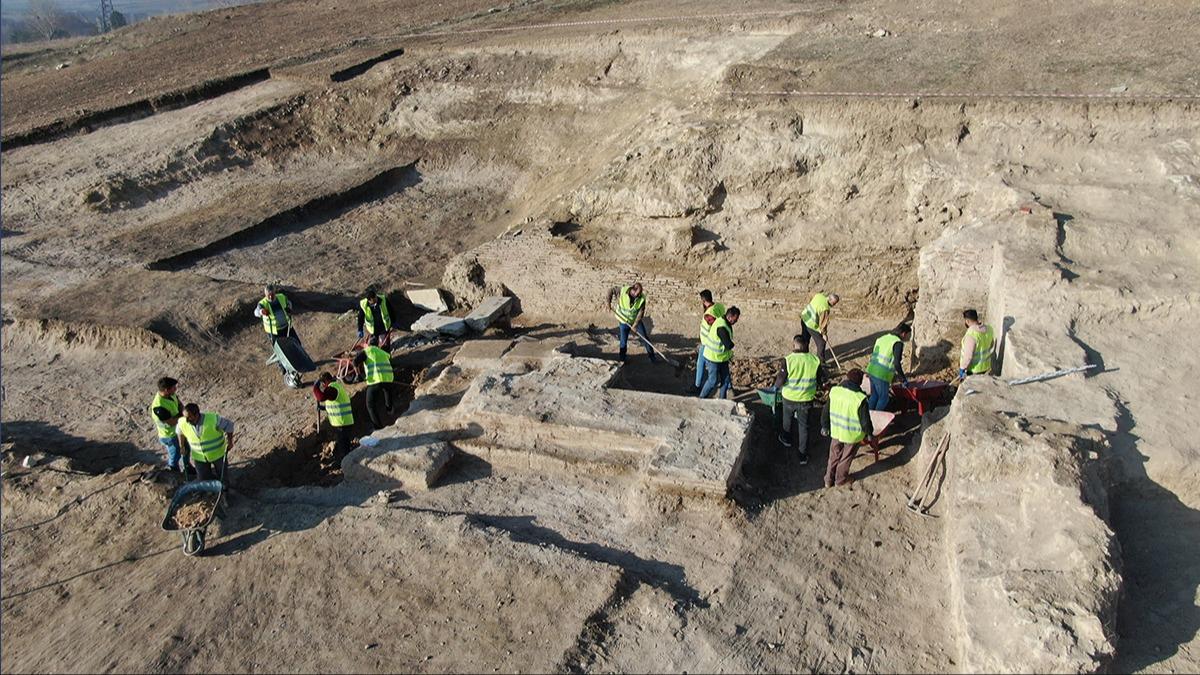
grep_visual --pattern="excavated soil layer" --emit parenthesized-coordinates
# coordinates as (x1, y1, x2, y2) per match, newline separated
(3, 5, 1200, 672)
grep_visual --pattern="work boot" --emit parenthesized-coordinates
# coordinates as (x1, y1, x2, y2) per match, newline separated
(777, 433, 792, 447)
(618, 348, 627, 362)
(798, 452, 809, 466)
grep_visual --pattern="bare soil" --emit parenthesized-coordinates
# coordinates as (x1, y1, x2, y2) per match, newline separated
(3, 1, 1200, 673)
(170, 494, 219, 530)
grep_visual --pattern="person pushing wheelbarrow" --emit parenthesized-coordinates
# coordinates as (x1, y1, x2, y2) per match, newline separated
(164, 404, 235, 555)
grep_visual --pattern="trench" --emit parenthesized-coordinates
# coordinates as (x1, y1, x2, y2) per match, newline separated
(235, 366, 423, 488)
(145, 162, 421, 272)
(1, 68, 272, 152)
(330, 48, 406, 82)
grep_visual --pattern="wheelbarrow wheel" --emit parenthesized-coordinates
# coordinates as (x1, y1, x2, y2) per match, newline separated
(340, 371, 360, 385)
(182, 529, 206, 556)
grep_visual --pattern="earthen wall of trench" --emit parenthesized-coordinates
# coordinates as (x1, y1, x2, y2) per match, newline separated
(913, 207, 1122, 672)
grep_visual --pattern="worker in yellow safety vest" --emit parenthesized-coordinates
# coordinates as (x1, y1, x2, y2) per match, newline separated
(150, 376, 193, 476)
(255, 284, 295, 338)
(694, 289, 726, 392)
(176, 403, 235, 484)
(800, 292, 840, 363)
(959, 309, 995, 380)
(357, 287, 395, 343)
(865, 323, 912, 411)
(313, 372, 356, 457)
(698, 306, 741, 399)
(354, 335, 397, 430)
(606, 282, 659, 363)
(772, 333, 824, 464)
(254, 283, 301, 379)
(821, 368, 874, 488)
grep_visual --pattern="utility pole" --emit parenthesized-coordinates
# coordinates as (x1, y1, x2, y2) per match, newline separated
(99, 0, 114, 32)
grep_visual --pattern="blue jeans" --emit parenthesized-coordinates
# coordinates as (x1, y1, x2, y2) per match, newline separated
(868, 375, 892, 411)
(618, 321, 656, 361)
(699, 359, 732, 399)
(694, 344, 709, 388)
(159, 436, 193, 472)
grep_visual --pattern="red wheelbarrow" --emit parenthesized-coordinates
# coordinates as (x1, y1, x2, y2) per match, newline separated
(333, 330, 394, 384)
(890, 380, 951, 416)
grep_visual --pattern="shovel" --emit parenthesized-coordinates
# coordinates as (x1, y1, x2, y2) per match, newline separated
(630, 327, 681, 369)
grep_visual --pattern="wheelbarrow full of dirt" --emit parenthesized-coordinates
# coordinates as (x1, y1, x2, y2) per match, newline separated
(161, 480, 224, 556)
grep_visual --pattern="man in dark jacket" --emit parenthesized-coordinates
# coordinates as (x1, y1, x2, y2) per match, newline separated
(821, 368, 875, 487)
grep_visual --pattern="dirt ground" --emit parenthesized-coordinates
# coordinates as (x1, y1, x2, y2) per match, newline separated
(3, 0, 1200, 672)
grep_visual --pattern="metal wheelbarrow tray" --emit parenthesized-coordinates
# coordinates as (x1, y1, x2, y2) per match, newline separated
(890, 379, 951, 415)
(161, 480, 224, 556)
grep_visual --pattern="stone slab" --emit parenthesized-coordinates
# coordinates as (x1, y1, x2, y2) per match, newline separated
(454, 357, 752, 495)
(464, 296, 514, 332)
(500, 337, 575, 366)
(412, 312, 468, 336)
(454, 339, 514, 369)
(406, 288, 449, 313)
(342, 410, 464, 490)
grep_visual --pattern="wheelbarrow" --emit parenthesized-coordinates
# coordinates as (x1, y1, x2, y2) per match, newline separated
(267, 331, 317, 389)
(756, 387, 785, 435)
(161, 479, 224, 556)
(334, 330, 395, 384)
(889, 379, 950, 416)
(865, 410, 897, 462)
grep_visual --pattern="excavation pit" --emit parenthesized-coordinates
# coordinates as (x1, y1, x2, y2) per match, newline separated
(345, 344, 755, 498)
(239, 366, 424, 489)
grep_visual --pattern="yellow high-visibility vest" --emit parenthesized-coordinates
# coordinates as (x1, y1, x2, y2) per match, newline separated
(149, 393, 181, 439)
(324, 381, 355, 428)
(698, 303, 726, 341)
(259, 293, 290, 335)
(782, 352, 821, 402)
(178, 413, 228, 463)
(964, 324, 995, 374)
(703, 317, 733, 363)
(363, 346, 395, 385)
(360, 296, 392, 335)
(829, 386, 868, 444)
(866, 333, 903, 383)
(801, 293, 830, 334)
(614, 286, 646, 326)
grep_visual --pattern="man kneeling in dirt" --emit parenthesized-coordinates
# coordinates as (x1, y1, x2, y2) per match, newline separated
(821, 368, 874, 488)
(176, 404, 235, 484)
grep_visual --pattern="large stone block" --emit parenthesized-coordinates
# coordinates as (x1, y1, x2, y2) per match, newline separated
(406, 288, 449, 312)
(500, 337, 576, 366)
(940, 378, 1120, 673)
(342, 410, 469, 490)
(464, 296, 513, 332)
(412, 312, 468, 336)
(454, 339, 514, 369)
(454, 357, 752, 495)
